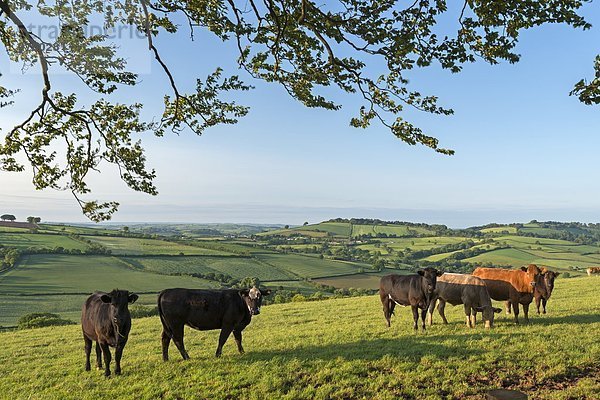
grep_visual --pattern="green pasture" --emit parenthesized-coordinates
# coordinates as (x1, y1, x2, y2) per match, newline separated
(0, 233, 88, 251)
(314, 271, 409, 290)
(0, 277, 597, 399)
(357, 237, 470, 256)
(256, 253, 366, 278)
(0, 255, 217, 296)
(299, 222, 352, 237)
(40, 224, 120, 235)
(121, 256, 297, 281)
(352, 224, 433, 237)
(85, 236, 232, 256)
(480, 226, 518, 234)
(0, 293, 159, 327)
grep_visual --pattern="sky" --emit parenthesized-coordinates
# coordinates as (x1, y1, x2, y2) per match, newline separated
(1, 4, 600, 228)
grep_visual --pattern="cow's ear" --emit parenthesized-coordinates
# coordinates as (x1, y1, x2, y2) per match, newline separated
(417, 270, 424, 276)
(520, 266, 528, 272)
(128, 294, 139, 304)
(493, 307, 502, 314)
(436, 270, 444, 277)
(262, 289, 272, 296)
(239, 289, 250, 297)
(100, 295, 111, 303)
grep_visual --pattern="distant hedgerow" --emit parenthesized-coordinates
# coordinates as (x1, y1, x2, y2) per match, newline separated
(18, 313, 75, 330)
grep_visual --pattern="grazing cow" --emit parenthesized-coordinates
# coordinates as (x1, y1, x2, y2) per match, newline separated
(587, 267, 600, 276)
(427, 273, 502, 328)
(379, 267, 443, 330)
(158, 286, 270, 360)
(473, 264, 542, 324)
(81, 289, 138, 376)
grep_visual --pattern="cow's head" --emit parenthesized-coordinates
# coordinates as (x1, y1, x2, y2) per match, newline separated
(239, 286, 271, 316)
(475, 305, 502, 328)
(541, 268, 560, 294)
(520, 264, 542, 288)
(100, 289, 138, 333)
(417, 267, 443, 294)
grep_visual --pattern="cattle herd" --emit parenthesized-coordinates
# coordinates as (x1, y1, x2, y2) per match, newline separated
(81, 264, 567, 377)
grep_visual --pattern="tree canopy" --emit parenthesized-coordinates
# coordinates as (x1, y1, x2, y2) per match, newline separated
(0, 1, 598, 221)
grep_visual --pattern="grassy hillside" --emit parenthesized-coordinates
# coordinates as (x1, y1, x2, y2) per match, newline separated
(0, 277, 597, 399)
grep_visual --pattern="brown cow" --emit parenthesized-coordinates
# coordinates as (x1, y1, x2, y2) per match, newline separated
(587, 267, 600, 276)
(507, 267, 560, 315)
(472, 264, 542, 324)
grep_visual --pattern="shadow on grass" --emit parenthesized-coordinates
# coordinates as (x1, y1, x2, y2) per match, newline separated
(239, 334, 487, 363)
(529, 313, 600, 326)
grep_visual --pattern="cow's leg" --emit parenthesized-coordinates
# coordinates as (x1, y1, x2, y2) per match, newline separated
(470, 307, 477, 327)
(427, 299, 436, 326)
(437, 300, 449, 324)
(535, 296, 542, 314)
(522, 303, 530, 323)
(542, 298, 548, 314)
(95, 342, 103, 369)
(464, 304, 472, 328)
(381, 294, 392, 327)
(420, 307, 427, 330)
(505, 301, 512, 314)
(233, 330, 244, 354)
(215, 327, 233, 357)
(171, 324, 189, 360)
(161, 329, 171, 362)
(100, 343, 112, 377)
(411, 306, 419, 330)
(84, 336, 92, 371)
(114, 345, 124, 375)
(511, 300, 520, 324)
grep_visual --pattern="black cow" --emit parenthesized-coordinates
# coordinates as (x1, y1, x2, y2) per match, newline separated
(81, 289, 138, 376)
(379, 267, 443, 330)
(158, 286, 270, 360)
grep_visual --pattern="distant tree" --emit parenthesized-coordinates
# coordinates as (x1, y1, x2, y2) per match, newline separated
(122, 226, 130, 232)
(303, 222, 309, 226)
(27, 216, 34, 223)
(33, 217, 41, 224)
(284, 225, 290, 229)
(0, 214, 16, 222)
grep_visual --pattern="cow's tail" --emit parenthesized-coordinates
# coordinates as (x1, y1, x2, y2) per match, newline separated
(157, 290, 173, 339)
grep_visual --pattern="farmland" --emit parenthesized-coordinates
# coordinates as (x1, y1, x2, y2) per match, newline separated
(2, 218, 600, 327)
(0, 277, 598, 399)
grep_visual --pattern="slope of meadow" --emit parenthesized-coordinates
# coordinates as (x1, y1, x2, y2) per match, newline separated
(0, 277, 597, 400)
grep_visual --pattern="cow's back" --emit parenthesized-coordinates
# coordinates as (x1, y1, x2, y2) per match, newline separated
(380, 274, 420, 306)
(158, 288, 246, 331)
(435, 273, 488, 306)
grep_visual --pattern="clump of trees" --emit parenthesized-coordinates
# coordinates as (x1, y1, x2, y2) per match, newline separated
(0, 214, 16, 222)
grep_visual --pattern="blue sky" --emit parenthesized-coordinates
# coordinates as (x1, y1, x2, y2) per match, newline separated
(1, 4, 600, 227)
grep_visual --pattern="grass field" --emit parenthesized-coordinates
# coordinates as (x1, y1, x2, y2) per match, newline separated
(256, 253, 366, 278)
(121, 256, 297, 281)
(0, 277, 597, 399)
(314, 270, 409, 290)
(0, 233, 88, 251)
(85, 236, 233, 256)
(480, 226, 518, 234)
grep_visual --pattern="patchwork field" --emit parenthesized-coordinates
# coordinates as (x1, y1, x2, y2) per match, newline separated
(255, 253, 367, 278)
(0, 277, 597, 399)
(85, 236, 232, 256)
(0, 233, 88, 251)
(122, 256, 297, 281)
